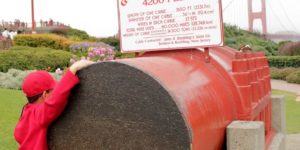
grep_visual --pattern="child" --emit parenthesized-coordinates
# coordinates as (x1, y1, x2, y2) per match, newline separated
(14, 60, 94, 150)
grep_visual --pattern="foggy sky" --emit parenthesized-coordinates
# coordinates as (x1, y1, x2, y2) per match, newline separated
(0, 0, 299, 37)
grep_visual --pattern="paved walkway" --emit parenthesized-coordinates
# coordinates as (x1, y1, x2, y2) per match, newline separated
(271, 79, 300, 150)
(286, 134, 300, 150)
(271, 79, 300, 101)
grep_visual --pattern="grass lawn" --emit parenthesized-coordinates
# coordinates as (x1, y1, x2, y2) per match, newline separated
(0, 88, 26, 150)
(0, 88, 299, 149)
(272, 90, 300, 134)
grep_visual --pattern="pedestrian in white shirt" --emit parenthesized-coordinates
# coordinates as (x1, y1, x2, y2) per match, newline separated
(2, 28, 9, 38)
(9, 30, 17, 40)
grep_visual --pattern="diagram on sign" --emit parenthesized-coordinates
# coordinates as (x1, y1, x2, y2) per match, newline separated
(118, 0, 224, 52)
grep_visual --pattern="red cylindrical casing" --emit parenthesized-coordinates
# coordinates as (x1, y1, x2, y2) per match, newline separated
(116, 47, 272, 149)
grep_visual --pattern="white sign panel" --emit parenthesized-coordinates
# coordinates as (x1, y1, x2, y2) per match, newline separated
(117, 0, 224, 52)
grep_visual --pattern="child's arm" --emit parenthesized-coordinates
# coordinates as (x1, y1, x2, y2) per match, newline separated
(35, 60, 94, 126)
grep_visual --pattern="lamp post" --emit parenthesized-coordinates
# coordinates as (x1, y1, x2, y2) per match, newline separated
(31, 0, 36, 33)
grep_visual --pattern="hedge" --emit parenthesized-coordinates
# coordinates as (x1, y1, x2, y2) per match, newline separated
(0, 47, 72, 72)
(286, 70, 300, 84)
(270, 67, 298, 80)
(13, 34, 73, 50)
(270, 67, 300, 84)
(0, 69, 61, 90)
(268, 56, 300, 68)
(67, 27, 90, 41)
(278, 41, 300, 56)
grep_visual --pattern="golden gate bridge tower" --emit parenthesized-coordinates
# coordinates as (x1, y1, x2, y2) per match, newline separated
(247, 0, 267, 35)
(246, 0, 300, 40)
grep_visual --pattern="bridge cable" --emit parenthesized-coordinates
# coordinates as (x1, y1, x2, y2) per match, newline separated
(266, 0, 289, 31)
(223, 0, 236, 12)
(277, 0, 299, 31)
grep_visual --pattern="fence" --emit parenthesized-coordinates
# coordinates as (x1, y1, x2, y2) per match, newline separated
(0, 19, 68, 33)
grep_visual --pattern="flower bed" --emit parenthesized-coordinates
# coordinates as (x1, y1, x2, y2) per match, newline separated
(69, 42, 115, 63)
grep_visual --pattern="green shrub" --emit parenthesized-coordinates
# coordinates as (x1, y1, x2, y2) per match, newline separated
(0, 69, 32, 90)
(68, 36, 84, 42)
(0, 47, 72, 72)
(286, 70, 300, 84)
(98, 37, 120, 51)
(67, 27, 89, 40)
(0, 69, 61, 90)
(270, 67, 300, 84)
(114, 51, 135, 59)
(13, 34, 74, 50)
(224, 24, 278, 56)
(278, 40, 292, 47)
(270, 67, 298, 80)
(9, 46, 55, 51)
(268, 56, 300, 68)
(279, 41, 300, 56)
(49, 27, 68, 37)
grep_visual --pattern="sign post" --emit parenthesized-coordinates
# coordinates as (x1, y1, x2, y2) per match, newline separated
(117, 0, 224, 52)
(31, 0, 36, 34)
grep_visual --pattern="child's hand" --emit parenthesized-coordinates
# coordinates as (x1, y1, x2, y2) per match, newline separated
(70, 60, 95, 74)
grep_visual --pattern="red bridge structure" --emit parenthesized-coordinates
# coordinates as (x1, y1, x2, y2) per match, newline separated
(248, 0, 300, 40)
(225, 0, 300, 41)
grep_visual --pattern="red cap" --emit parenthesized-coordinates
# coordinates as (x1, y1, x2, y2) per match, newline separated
(22, 71, 56, 97)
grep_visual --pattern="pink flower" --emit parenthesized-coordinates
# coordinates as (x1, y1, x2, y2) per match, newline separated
(88, 52, 94, 57)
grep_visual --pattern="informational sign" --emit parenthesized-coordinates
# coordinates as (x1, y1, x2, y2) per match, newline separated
(117, 0, 224, 52)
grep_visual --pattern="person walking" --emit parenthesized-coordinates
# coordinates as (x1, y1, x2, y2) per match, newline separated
(1, 28, 10, 49)
(9, 30, 17, 40)
(1, 28, 9, 38)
